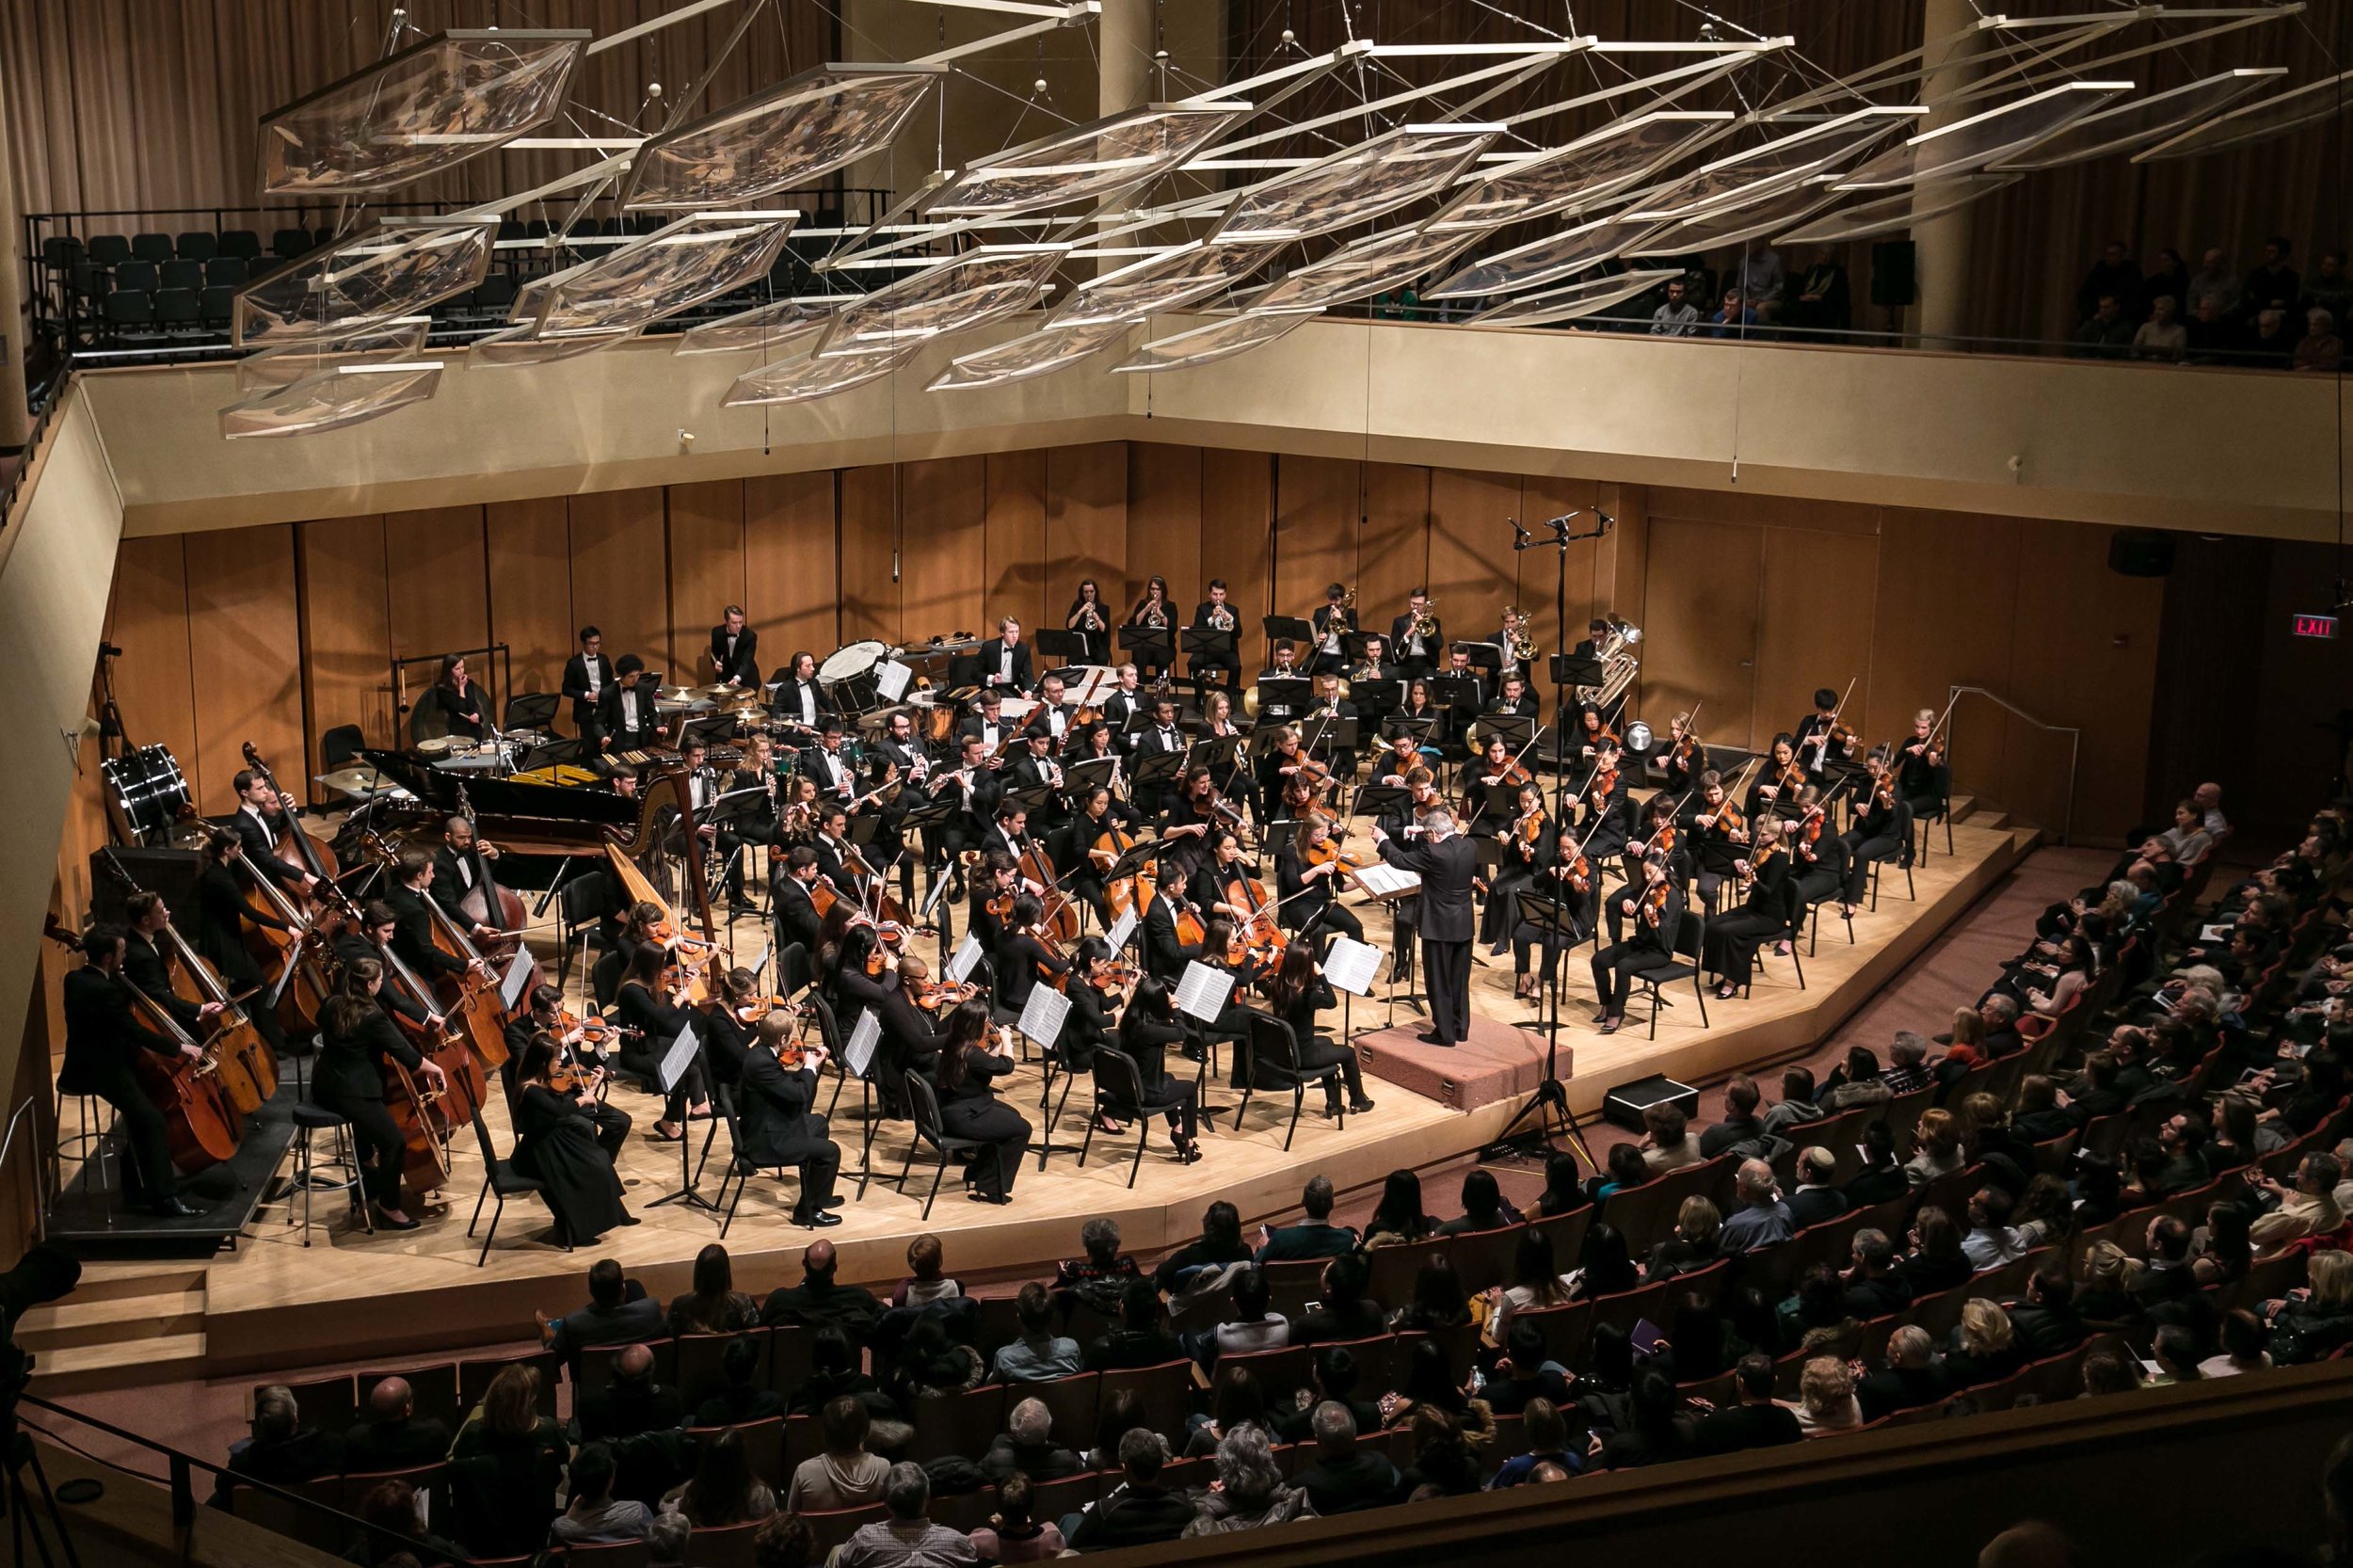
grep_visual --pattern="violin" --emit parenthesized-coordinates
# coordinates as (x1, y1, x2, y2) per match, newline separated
(1516, 807, 1547, 848)
(910, 977, 978, 1012)
(1590, 764, 1620, 800)
(1872, 773, 1897, 813)
(1305, 839, 1367, 877)
(1702, 798, 1749, 843)
(1088, 960, 1142, 992)
(555, 1004, 628, 1051)
(1640, 880, 1672, 927)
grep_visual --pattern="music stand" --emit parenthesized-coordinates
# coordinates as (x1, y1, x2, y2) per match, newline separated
(1186, 734, 1243, 776)
(681, 713, 737, 748)
(1253, 676, 1311, 722)
(1034, 630, 1087, 672)
(1179, 626, 1238, 687)
(1297, 712, 1357, 757)
(1004, 782, 1058, 822)
(1428, 674, 1483, 714)
(647, 1023, 723, 1213)
(1480, 713, 1538, 753)
(1261, 615, 1313, 647)
(1118, 626, 1176, 678)
(1552, 653, 1604, 690)
(1065, 757, 1117, 797)
(1131, 748, 1185, 793)
(1352, 784, 1408, 823)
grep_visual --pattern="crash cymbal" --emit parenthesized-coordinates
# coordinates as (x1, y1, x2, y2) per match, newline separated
(314, 765, 397, 795)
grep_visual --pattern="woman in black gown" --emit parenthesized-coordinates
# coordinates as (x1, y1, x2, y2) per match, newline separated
(1113, 974, 1202, 1160)
(510, 1036, 634, 1243)
(612, 946, 712, 1143)
(733, 1013, 843, 1227)
(312, 963, 444, 1232)
(429, 653, 488, 741)
(934, 1000, 1030, 1204)
(1262, 943, 1376, 1117)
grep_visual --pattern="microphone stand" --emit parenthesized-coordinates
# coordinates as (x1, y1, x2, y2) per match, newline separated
(1485, 510, 1610, 1171)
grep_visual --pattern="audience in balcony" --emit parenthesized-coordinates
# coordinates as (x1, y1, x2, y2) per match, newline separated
(2294, 308, 2344, 373)
(2076, 239, 2144, 322)
(1705, 286, 1760, 339)
(1186, 1422, 1317, 1535)
(2072, 294, 2137, 359)
(1084, 1276, 1186, 1370)
(1783, 251, 1851, 333)
(2131, 294, 2187, 360)
(1647, 279, 1702, 337)
(345, 1376, 449, 1471)
(983, 1397, 1084, 1482)
(538, 1257, 662, 1359)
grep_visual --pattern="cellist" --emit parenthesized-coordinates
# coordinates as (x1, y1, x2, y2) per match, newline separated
(231, 768, 316, 899)
(431, 814, 507, 948)
(386, 850, 483, 989)
(993, 893, 1070, 1018)
(61, 924, 205, 1217)
(313, 958, 445, 1231)
(1141, 862, 1209, 984)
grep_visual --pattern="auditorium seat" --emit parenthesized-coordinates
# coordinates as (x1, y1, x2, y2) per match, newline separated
(174, 230, 217, 262)
(130, 232, 174, 263)
(217, 228, 263, 261)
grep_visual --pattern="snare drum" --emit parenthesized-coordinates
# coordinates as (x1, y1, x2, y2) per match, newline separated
(103, 744, 190, 844)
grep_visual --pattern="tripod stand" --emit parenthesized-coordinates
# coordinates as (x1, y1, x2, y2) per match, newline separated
(1483, 509, 1611, 1172)
(0, 1345, 83, 1568)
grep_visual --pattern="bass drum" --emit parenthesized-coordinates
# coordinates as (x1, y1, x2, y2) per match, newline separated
(817, 639, 891, 715)
(103, 745, 190, 845)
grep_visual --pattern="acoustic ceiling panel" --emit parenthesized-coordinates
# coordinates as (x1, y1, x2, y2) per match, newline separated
(219, 361, 443, 438)
(1836, 82, 2129, 190)
(1111, 309, 1323, 374)
(1470, 266, 1685, 328)
(1213, 124, 1500, 243)
(513, 211, 798, 336)
(928, 104, 1248, 217)
(815, 246, 1067, 358)
(232, 218, 495, 347)
(2132, 68, 2353, 163)
(620, 64, 945, 210)
(927, 319, 1136, 391)
(1250, 224, 1485, 312)
(1047, 239, 1284, 328)
(1428, 110, 1733, 232)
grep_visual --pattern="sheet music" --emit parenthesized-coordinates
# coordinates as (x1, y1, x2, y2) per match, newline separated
(948, 933, 984, 984)
(747, 942, 772, 983)
(1176, 961, 1235, 1024)
(845, 1009, 882, 1079)
(876, 660, 914, 701)
(499, 949, 535, 1011)
(1105, 907, 1138, 952)
(921, 873, 953, 920)
(658, 1023, 701, 1095)
(1353, 862, 1422, 899)
(1323, 936, 1384, 997)
(1018, 984, 1072, 1048)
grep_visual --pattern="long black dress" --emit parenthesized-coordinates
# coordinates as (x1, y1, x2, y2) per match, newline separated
(511, 1081, 631, 1241)
(938, 1046, 1030, 1200)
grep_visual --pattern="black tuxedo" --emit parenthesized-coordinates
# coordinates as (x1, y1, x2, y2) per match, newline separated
(734, 1053, 838, 1219)
(1187, 603, 1241, 691)
(1389, 612, 1444, 673)
(232, 804, 306, 889)
(122, 930, 201, 1032)
(772, 876, 822, 960)
(1142, 894, 1206, 984)
(431, 844, 500, 928)
(770, 676, 829, 733)
(980, 639, 1033, 694)
(799, 744, 857, 802)
(708, 624, 759, 687)
(598, 681, 661, 752)
(61, 966, 185, 1197)
(1309, 603, 1357, 671)
(385, 885, 465, 980)
(1380, 831, 1477, 1043)
(561, 651, 616, 734)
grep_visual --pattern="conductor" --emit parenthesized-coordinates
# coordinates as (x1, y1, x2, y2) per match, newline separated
(1373, 808, 1476, 1047)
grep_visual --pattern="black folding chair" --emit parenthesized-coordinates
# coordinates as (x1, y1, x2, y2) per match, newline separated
(1630, 909, 1708, 1041)
(899, 1072, 987, 1221)
(1867, 801, 1917, 910)
(1080, 1048, 1192, 1189)
(466, 1109, 567, 1267)
(1745, 878, 1807, 995)
(1238, 1012, 1343, 1149)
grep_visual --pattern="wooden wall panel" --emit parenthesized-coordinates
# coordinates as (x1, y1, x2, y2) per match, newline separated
(1271, 454, 1359, 629)
(839, 465, 899, 646)
(1428, 468, 1522, 654)
(568, 488, 671, 683)
(984, 451, 1048, 637)
(744, 471, 839, 668)
(901, 456, 988, 648)
(383, 505, 489, 672)
(1754, 527, 1880, 756)
(105, 535, 199, 798)
(1200, 449, 1274, 674)
(665, 480, 747, 685)
(1640, 519, 1763, 748)
(1868, 509, 2023, 793)
(1044, 443, 1128, 634)
(1357, 462, 1430, 648)
(296, 517, 391, 774)
(182, 524, 304, 813)
(1127, 442, 1202, 618)
(485, 498, 573, 700)
(1512, 475, 1606, 663)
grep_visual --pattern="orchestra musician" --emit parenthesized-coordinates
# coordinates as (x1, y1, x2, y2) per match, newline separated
(1155, 768, 1225, 887)
(1439, 647, 1485, 736)
(1258, 641, 1305, 694)
(1511, 805, 1589, 1001)
(606, 760, 638, 799)
(1067, 578, 1113, 666)
(1142, 863, 1208, 984)
(1481, 780, 1548, 953)
(1189, 580, 1243, 699)
(733, 1013, 844, 1228)
(1031, 673, 1077, 746)
(425, 653, 488, 743)
(1465, 733, 1526, 837)
(1496, 606, 1534, 681)
(1132, 697, 1187, 815)
(386, 850, 479, 988)
(771, 651, 830, 736)
(932, 733, 1002, 883)
(1795, 686, 1855, 781)
(1682, 770, 1749, 915)
(984, 616, 1034, 696)
(963, 688, 1015, 753)
(1100, 664, 1146, 736)
(1490, 672, 1539, 722)
(1264, 944, 1378, 1117)
(700, 968, 762, 1096)
(511, 984, 631, 1154)
(709, 604, 760, 688)
(1127, 576, 1176, 684)
(598, 655, 661, 759)
(1599, 790, 1670, 947)
(799, 718, 858, 806)
(1566, 703, 1618, 792)
(1839, 744, 1906, 916)
(510, 1034, 636, 1241)
(934, 1000, 1030, 1204)
(1197, 691, 1255, 822)
(1310, 584, 1357, 676)
(1115, 976, 1204, 1160)
(312, 959, 445, 1231)
(61, 924, 204, 1216)
(1665, 712, 1713, 797)
(1389, 588, 1442, 679)
(1570, 618, 1612, 664)
(432, 813, 506, 945)
(876, 952, 953, 1102)
(1373, 730, 1422, 790)
(1277, 815, 1365, 953)
(718, 734, 783, 916)
(232, 768, 316, 897)
(969, 854, 1021, 959)
(562, 626, 615, 746)
(1897, 709, 1951, 821)
(1705, 817, 1791, 1000)
(995, 894, 1071, 1019)
(1748, 734, 1803, 819)
(1062, 786, 1132, 927)
(1006, 731, 1070, 836)
(1373, 807, 1478, 1048)
(1353, 633, 1401, 700)
(1789, 784, 1849, 920)
(983, 803, 1032, 872)
(340, 900, 435, 1031)
(808, 806, 856, 897)
(120, 890, 220, 1037)
(772, 847, 824, 958)
(1590, 852, 1684, 1035)
(612, 946, 712, 1143)
(1392, 680, 1448, 757)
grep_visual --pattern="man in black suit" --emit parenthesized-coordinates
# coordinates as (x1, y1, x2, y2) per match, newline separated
(1979, 993, 2025, 1059)
(1292, 1401, 1401, 1515)
(770, 649, 829, 737)
(1256, 1176, 1357, 1260)
(708, 604, 759, 688)
(596, 654, 661, 758)
(1141, 865, 1207, 984)
(386, 850, 472, 985)
(1590, 851, 1682, 1035)
(1375, 808, 1477, 1046)
(2005, 1267, 2088, 1356)
(1188, 580, 1242, 698)
(1388, 588, 1442, 678)
(232, 768, 314, 896)
(799, 719, 858, 807)
(1842, 1228, 1914, 1319)
(561, 625, 615, 743)
(1066, 1430, 1196, 1552)
(760, 1238, 885, 1339)
(60, 925, 202, 1215)
(1491, 672, 1541, 721)
(1856, 1326, 1952, 1422)
(430, 814, 505, 944)
(981, 616, 1033, 696)
(1784, 1146, 1847, 1229)
(537, 1257, 663, 1361)
(575, 1343, 685, 1442)
(1690, 1356, 1802, 1454)
(1099, 664, 1146, 737)
(773, 847, 824, 960)
(120, 891, 216, 1035)
(1309, 584, 1357, 676)
(344, 1376, 452, 1471)
(1570, 616, 1611, 664)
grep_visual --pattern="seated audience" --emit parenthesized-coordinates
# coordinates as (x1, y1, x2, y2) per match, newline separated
(787, 1396, 889, 1512)
(835, 1463, 977, 1568)
(990, 1281, 1083, 1384)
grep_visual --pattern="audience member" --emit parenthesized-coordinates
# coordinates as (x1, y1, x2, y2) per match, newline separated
(969, 1472, 1064, 1562)
(346, 1376, 449, 1471)
(1184, 1423, 1316, 1535)
(1257, 1175, 1358, 1259)
(761, 1239, 885, 1340)
(990, 1281, 1083, 1384)
(1067, 1429, 1196, 1551)
(835, 1464, 978, 1568)
(787, 1396, 889, 1512)
(893, 1234, 962, 1307)
(660, 1425, 775, 1528)
(983, 1397, 1084, 1482)
(1786, 1147, 1847, 1227)
(538, 1258, 662, 1359)
(549, 1443, 651, 1547)
(1641, 1103, 1702, 1172)
(693, 1335, 786, 1428)
(1719, 1160, 1794, 1254)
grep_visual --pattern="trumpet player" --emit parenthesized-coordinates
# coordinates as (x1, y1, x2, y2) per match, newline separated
(1390, 587, 1442, 679)
(1497, 606, 1537, 681)
(1189, 578, 1242, 700)
(1065, 577, 1112, 665)
(1311, 582, 1357, 675)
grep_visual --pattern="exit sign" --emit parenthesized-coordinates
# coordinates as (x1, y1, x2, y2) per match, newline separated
(2293, 613, 2339, 639)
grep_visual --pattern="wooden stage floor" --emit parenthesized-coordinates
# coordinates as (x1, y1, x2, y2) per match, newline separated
(67, 808, 2036, 1379)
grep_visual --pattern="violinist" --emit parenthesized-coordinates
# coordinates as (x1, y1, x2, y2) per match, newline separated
(1264, 944, 1378, 1117)
(1115, 975, 1204, 1160)
(1795, 686, 1855, 781)
(968, 852, 1021, 960)
(613, 945, 712, 1143)
(1467, 734, 1528, 836)
(1196, 917, 1266, 1084)
(1512, 812, 1589, 1002)
(1142, 863, 1208, 984)
(1278, 815, 1366, 952)
(1705, 817, 1792, 1000)
(1604, 792, 1678, 944)
(1683, 770, 1749, 915)
(1748, 734, 1804, 820)
(387, 850, 482, 985)
(612, 899, 670, 969)
(934, 1000, 1029, 1204)
(824, 922, 891, 1039)
(1579, 743, 1637, 866)
(61, 924, 203, 1217)
(1663, 712, 1711, 795)
(1310, 584, 1357, 675)
(313, 959, 445, 1231)
(700, 968, 767, 1096)
(996, 893, 1071, 1016)
(1373, 731, 1422, 790)
(1490, 672, 1539, 722)
(1482, 781, 1549, 953)
(734, 1012, 843, 1228)
(718, 734, 783, 918)
(1838, 744, 1905, 916)
(1257, 727, 1322, 816)
(1567, 703, 1619, 792)
(513, 984, 631, 1157)
(1897, 708, 1950, 819)
(772, 847, 824, 959)
(511, 1034, 637, 1241)
(1591, 852, 1684, 1035)
(877, 952, 953, 1096)
(1059, 936, 1124, 1075)
(1066, 578, 1113, 667)
(432, 814, 507, 945)
(1156, 768, 1224, 886)
(1788, 784, 1849, 920)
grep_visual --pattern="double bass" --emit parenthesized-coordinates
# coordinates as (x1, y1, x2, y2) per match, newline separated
(227, 838, 333, 1035)
(42, 919, 241, 1173)
(240, 742, 343, 920)
(450, 783, 534, 958)
(98, 851, 278, 1116)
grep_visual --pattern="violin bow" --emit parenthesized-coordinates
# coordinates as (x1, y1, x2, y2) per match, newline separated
(1807, 674, 1860, 763)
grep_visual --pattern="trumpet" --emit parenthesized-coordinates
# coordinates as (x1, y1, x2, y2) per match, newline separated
(1209, 604, 1236, 632)
(1409, 597, 1440, 644)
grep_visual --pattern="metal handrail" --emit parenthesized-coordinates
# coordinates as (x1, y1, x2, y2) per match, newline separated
(0, 1095, 48, 1241)
(1946, 683, 2082, 845)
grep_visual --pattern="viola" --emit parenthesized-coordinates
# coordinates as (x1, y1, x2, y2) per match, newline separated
(1220, 869, 1288, 967)
(1304, 840, 1367, 877)
(1641, 881, 1671, 927)
(1590, 764, 1620, 799)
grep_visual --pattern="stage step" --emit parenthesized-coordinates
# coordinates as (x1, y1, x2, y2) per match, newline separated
(22, 1262, 211, 1391)
(27, 1328, 208, 1390)
(46, 1259, 206, 1304)
(17, 1286, 206, 1352)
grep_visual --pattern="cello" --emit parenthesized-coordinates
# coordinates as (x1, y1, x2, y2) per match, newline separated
(98, 851, 278, 1116)
(42, 919, 242, 1172)
(317, 876, 487, 1149)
